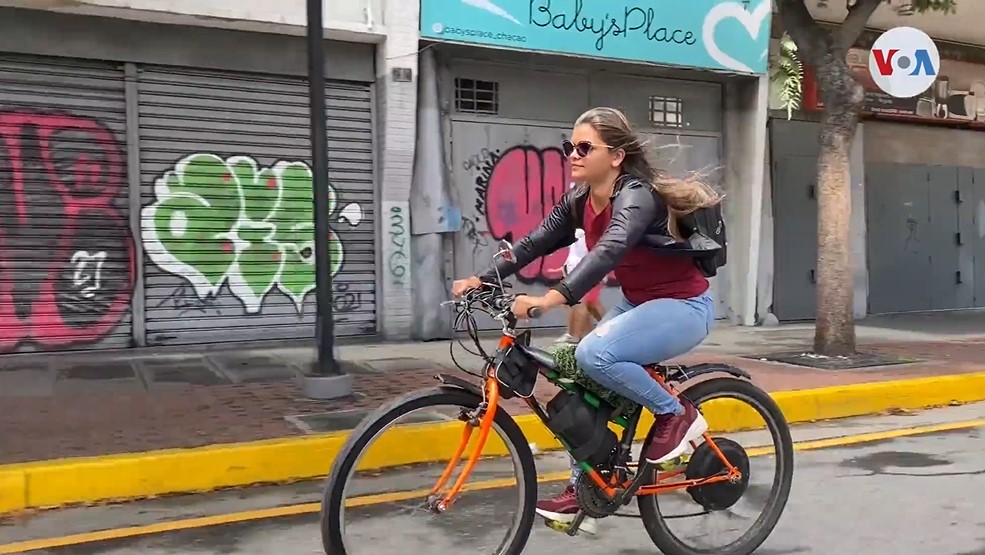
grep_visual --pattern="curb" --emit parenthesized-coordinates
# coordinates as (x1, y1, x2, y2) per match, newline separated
(3, 371, 985, 514)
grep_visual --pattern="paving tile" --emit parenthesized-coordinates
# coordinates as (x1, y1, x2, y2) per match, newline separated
(140, 359, 230, 387)
(207, 354, 302, 383)
(0, 368, 57, 397)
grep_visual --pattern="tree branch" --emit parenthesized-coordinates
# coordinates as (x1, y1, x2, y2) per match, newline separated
(836, 0, 883, 53)
(774, 0, 829, 65)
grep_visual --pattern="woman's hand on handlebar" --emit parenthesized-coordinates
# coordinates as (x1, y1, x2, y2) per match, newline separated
(510, 289, 567, 320)
(451, 276, 483, 298)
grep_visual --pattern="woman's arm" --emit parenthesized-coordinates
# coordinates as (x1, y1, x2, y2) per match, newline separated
(551, 182, 661, 304)
(476, 190, 579, 284)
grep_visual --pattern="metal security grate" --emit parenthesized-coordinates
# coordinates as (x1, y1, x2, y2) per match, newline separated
(454, 78, 499, 114)
(649, 95, 684, 128)
(138, 66, 377, 345)
(0, 54, 133, 353)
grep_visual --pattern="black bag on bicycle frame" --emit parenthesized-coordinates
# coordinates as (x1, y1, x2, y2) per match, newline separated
(545, 390, 618, 466)
(492, 333, 539, 399)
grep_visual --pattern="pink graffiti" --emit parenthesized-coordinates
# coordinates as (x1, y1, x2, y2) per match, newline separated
(0, 112, 134, 352)
(485, 146, 572, 284)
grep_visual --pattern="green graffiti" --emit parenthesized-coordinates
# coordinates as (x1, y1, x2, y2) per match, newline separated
(142, 153, 347, 313)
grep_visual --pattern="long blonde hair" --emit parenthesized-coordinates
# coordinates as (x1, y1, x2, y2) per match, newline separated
(574, 107, 722, 239)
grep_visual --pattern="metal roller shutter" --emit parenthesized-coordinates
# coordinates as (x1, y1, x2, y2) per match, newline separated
(0, 55, 133, 354)
(138, 66, 376, 346)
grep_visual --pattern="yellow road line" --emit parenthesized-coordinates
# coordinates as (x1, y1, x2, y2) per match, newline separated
(2, 418, 984, 554)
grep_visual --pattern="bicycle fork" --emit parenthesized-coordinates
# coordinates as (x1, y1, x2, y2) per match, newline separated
(426, 376, 501, 512)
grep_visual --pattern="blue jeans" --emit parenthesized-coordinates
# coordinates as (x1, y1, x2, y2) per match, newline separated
(567, 292, 715, 485)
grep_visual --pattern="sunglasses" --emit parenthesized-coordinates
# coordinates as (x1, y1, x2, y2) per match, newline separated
(561, 140, 613, 158)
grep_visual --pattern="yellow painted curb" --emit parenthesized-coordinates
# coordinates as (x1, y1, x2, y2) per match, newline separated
(2, 371, 984, 514)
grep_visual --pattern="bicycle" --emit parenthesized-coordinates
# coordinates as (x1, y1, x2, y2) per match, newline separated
(321, 242, 794, 555)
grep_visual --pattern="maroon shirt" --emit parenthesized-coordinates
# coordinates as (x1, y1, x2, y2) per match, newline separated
(584, 199, 708, 304)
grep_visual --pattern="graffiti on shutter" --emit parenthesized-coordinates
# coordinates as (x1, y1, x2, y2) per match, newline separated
(466, 145, 571, 284)
(141, 153, 364, 314)
(0, 111, 134, 352)
(462, 142, 623, 288)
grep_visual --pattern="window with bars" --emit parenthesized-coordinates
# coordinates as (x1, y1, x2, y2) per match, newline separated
(454, 78, 499, 114)
(648, 95, 684, 128)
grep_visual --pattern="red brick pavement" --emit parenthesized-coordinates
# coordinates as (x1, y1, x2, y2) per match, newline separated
(2, 340, 983, 465)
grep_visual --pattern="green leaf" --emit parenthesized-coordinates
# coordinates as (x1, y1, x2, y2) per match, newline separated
(268, 161, 316, 247)
(225, 220, 284, 313)
(277, 240, 316, 310)
(769, 33, 804, 121)
(230, 156, 281, 222)
(150, 195, 236, 291)
(174, 153, 242, 229)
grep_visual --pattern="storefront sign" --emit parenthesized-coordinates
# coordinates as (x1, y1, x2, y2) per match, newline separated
(419, 0, 772, 75)
(805, 48, 985, 127)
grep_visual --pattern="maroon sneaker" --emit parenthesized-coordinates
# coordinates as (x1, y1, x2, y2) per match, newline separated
(644, 402, 708, 464)
(535, 485, 598, 535)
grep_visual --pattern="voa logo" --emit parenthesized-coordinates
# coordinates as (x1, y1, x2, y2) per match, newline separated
(868, 26, 940, 99)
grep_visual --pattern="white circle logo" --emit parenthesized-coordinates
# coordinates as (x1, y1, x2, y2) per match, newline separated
(868, 27, 940, 98)
(432, 22, 444, 34)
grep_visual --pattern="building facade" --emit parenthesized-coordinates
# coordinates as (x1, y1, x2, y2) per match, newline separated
(408, 0, 772, 338)
(0, 0, 777, 356)
(0, 0, 420, 354)
(763, 4, 985, 323)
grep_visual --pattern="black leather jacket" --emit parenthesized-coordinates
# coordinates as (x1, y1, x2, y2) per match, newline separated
(478, 176, 721, 305)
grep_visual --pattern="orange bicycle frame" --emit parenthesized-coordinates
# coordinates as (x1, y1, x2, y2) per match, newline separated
(429, 334, 741, 508)
(429, 335, 511, 509)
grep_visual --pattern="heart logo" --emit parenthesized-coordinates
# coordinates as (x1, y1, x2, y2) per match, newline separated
(702, 0, 772, 73)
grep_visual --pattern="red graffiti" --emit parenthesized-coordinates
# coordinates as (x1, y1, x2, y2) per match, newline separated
(484, 146, 572, 284)
(0, 112, 134, 352)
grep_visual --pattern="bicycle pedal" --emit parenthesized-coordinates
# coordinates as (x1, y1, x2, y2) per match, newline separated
(655, 454, 691, 472)
(543, 518, 574, 534)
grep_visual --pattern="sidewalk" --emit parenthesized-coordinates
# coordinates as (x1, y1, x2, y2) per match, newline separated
(3, 315, 985, 466)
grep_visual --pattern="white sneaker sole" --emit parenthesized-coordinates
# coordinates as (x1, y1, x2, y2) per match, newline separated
(535, 508, 598, 535)
(645, 413, 708, 465)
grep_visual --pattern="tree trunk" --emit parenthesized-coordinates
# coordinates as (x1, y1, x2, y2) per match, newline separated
(813, 53, 863, 356)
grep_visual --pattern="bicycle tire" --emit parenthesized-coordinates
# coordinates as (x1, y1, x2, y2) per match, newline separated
(638, 377, 795, 555)
(320, 386, 539, 555)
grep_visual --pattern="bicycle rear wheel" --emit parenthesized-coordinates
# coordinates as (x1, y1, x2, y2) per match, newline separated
(321, 386, 538, 555)
(638, 377, 795, 555)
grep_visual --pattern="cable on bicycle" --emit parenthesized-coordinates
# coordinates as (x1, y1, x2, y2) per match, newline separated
(447, 287, 506, 379)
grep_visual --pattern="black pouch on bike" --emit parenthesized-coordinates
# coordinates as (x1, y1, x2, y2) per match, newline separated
(545, 391, 618, 466)
(493, 344, 538, 400)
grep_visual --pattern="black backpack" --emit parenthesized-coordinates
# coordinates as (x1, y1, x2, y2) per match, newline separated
(679, 204, 727, 277)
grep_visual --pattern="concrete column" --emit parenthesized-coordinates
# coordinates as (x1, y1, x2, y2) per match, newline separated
(723, 75, 770, 326)
(375, 0, 420, 339)
(409, 49, 459, 340)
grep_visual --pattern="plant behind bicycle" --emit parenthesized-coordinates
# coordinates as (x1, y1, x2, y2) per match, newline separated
(451, 106, 725, 533)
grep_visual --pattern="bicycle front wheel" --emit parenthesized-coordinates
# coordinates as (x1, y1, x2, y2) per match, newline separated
(321, 386, 538, 555)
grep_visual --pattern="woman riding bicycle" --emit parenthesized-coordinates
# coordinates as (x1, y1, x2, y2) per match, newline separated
(451, 106, 722, 532)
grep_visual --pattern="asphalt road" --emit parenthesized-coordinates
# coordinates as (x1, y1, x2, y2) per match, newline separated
(3, 404, 985, 555)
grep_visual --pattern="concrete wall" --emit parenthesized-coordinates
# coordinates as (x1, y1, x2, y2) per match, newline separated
(808, 0, 985, 48)
(0, 0, 385, 40)
(759, 118, 868, 323)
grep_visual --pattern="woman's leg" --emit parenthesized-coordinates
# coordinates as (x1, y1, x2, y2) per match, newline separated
(537, 298, 635, 531)
(585, 299, 605, 322)
(575, 293, 715, 463)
